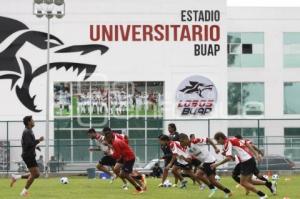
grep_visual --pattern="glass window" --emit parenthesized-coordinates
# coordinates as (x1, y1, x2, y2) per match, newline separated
(54, 130, 71, 162)
(54, 82, 71, 116)
(284, 33, 300, 67)
(227, 32, 264, 67)
(228, 82, 264, 115)
(284, 128, 300, 161)
(284, 82, 300, 114)
(54, 81, 164, 163)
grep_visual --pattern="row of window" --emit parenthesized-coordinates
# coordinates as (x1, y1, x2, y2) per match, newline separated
(228, 32, 300, 67)
(228, 82, 300, 115)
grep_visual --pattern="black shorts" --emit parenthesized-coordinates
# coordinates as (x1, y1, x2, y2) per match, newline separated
(122, 159, 135, 173)
(232, 163, 241, 177)
(201, 162, 216, 176)
(191, 159, 201, 168)
(99, 156, 116, 167)
(164, 157, 177, 168)
(175, 162, 192, 170)
(240, 158, 257, 176)
(22, 155, 38, 169)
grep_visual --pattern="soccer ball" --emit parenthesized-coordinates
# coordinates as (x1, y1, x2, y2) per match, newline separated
(215, 175, 221, 181)
(163, 179, 172, 188)
(60, 177, 69, 184)
(272, 174, 279, 181)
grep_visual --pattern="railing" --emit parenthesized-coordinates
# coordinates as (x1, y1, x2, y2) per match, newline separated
(0, 119, 300, 173)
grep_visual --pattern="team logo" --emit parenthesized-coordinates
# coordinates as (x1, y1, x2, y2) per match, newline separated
(0, 16, 109, 112)
(176, 75, 217, 115)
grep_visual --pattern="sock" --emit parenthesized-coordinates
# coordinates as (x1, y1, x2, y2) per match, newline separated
(223, 188, 231, 194)
(265, 181, 273, 192)
(258, 176, 268, 182)
(257, 191, 265, 197)
(208, 184, 215, 189)
(232, 175, 240, 183)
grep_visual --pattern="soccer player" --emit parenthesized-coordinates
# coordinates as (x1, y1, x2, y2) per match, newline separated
(212, 132, 268, 199)
(159, 135, 207, 190)
(179, 133, 232, 198)
(103, 127, 146, 193)
(232, 135, 276, 195)
(10, 116, 44, 197)
(157, 123, 180, 187)
(87, 128, 118, 183)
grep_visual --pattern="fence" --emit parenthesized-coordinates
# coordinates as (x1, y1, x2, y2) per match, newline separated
(0, 119, 300, 174)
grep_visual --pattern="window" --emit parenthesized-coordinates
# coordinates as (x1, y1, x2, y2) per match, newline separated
(284, 128, 300, 161)
(54, 81, 164, 163)
(284, 82, 300, 114)
(228, 82, 264, 115)
(227, 32, 264, 67)
(228, 128, 265, 149)
(284, 33, 300, 67)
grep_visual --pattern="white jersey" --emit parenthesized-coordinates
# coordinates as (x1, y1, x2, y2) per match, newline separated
(223, 138, 253, 163)
(187, 138, 216, 163)
(169, 141, 190, 165)
(95, 134, 113, 155)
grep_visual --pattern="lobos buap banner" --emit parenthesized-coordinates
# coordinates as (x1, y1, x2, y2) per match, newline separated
(0, 0, 226, 120)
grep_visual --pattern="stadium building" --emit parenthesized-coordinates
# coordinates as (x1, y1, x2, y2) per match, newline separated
(0, 0, 299, 172)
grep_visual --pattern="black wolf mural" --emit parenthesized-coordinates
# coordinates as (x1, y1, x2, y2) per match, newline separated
(0, 16, 109, 112)
(179, 81, 214, 98)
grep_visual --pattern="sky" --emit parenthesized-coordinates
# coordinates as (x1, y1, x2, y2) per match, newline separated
(228, 0, 300, 7)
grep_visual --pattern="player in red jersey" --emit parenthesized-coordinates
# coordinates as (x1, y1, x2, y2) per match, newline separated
(103, 127, 146, 193)
(212, 132, 268, 199)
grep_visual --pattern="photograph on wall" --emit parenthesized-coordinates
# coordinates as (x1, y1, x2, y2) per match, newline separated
(110, 82, 127, 116)
(128, 82, 146, 116)
(91, 82, 109, 116)
(72, 82, 91, 116)
(54, 82, 71, 116)
(147, 82, 164, 116)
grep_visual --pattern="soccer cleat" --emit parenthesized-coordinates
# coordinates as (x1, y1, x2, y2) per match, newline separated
(179, 180, 188, 189)
(172, 184, 178, 188)
(158, 183, 164, 187)
(10, 175, 17, 187)
(224, 192, 233, 198)
(133, 189, 144, 194)
(20, 190, 29, 197)
(122, 184, 129, 190)
(259, 195, 268, 199)
(208, 188, 217, 198)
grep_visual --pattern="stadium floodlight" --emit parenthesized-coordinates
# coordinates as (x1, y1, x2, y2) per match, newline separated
(34, 0, 44, 4)
(54, 0, 64, 6)
(32, 0, 65, 178)
(44, 0, 54, 4)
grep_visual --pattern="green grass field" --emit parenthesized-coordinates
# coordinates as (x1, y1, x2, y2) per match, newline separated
(0, 176, 298, 199)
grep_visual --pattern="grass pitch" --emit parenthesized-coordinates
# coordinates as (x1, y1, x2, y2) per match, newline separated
(0, 176, 298, 199)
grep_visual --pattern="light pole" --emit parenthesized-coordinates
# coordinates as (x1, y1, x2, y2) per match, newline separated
(33, 0, 65, 177)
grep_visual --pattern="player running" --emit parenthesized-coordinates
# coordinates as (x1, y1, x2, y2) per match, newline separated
(179, 133, 232, 198)
(87, 128, 126, 185)
(158, 123, 180, 187)
(103, 127, 146, 194)
(159, 135, 212, 190)
(232, 135, 276, 195)
(212, 132, 268, 199)
(10, 116, 44, 197)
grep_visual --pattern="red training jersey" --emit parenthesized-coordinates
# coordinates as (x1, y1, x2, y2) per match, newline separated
(111, 137, 135, 161)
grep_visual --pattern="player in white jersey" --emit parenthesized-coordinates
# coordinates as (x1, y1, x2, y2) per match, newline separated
(179, 133, 232, 198)
(159, 135, 205, 189)
(87, 128, 117, 182)
(212, 132, 268, 199)
(232, 135, 276, 195)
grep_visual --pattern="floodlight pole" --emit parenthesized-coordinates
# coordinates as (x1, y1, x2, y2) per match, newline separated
(45, 16, 50, 178)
